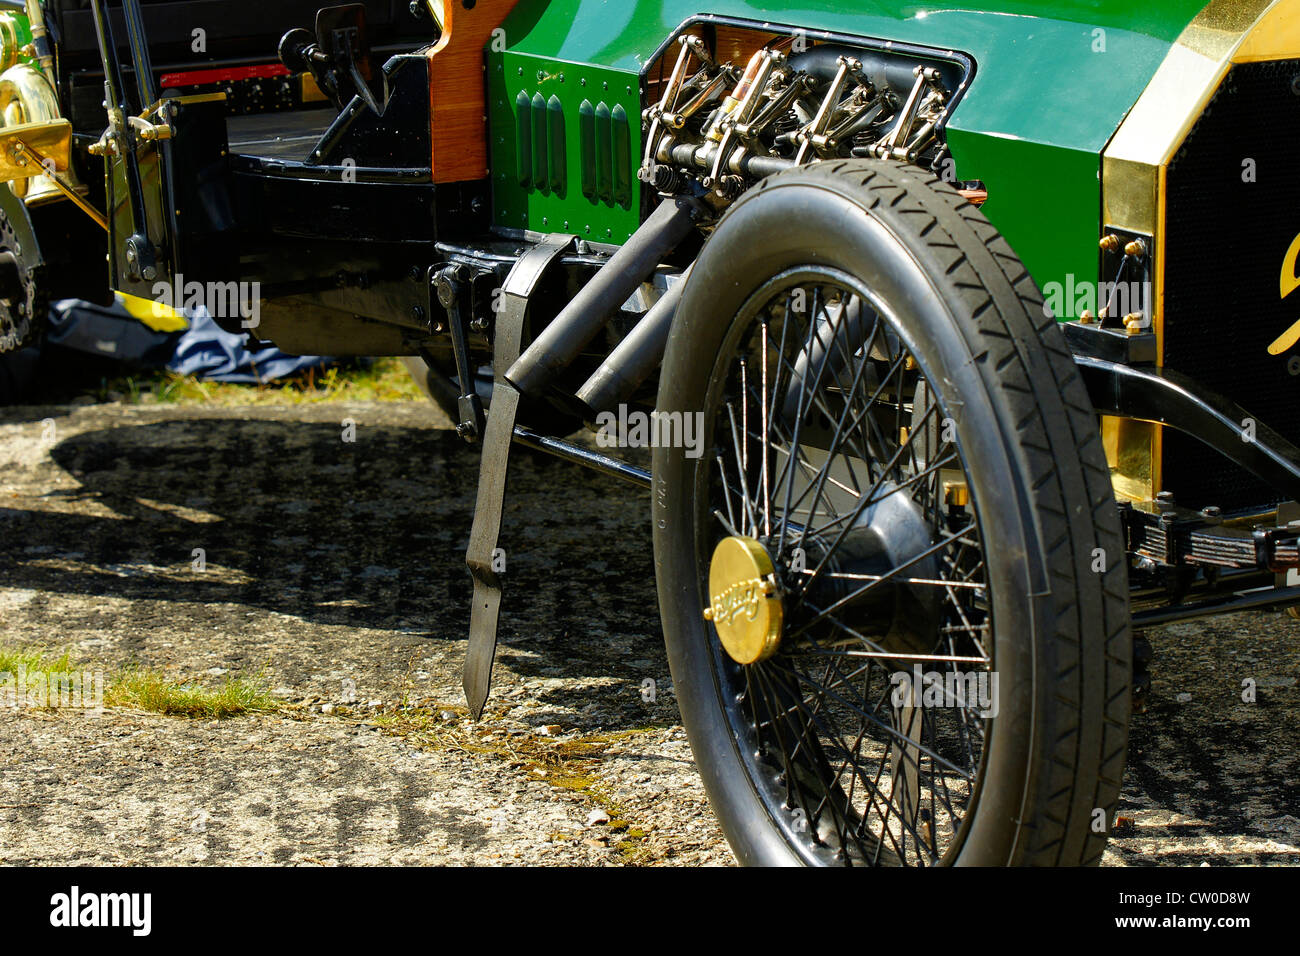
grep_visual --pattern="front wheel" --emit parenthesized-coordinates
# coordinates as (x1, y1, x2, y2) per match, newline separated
(652, 161, 1130, 866)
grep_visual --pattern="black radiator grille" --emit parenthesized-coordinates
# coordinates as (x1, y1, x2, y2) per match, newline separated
(1162, 58, 1300, 512)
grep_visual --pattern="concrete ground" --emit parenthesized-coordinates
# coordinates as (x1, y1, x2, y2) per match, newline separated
(0, 399, 1296, 865)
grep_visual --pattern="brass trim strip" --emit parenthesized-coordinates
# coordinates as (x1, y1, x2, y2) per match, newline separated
(139, 92, 228, 119)
(1103, 0, 1278, 235)
(1235, 1, 1300, 60)
(1100, 0, 1298, 501)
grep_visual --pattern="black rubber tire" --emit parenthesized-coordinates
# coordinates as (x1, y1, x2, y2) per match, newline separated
(653, 160, 1131, 866)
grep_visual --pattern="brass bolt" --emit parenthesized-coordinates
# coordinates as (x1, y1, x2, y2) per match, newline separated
(1099, 234, 1122, 254)
(1079, 310, 1096, 325)
(1125, 239, 1147, 259)
(1123, 312, 1146, 335)
(702, 606, 714, 622)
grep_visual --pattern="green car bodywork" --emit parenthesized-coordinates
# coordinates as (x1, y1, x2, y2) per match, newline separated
(488, 0, 1211, 313)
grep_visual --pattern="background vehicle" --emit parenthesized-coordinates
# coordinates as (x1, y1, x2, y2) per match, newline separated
(3, 0, 1298, 866)
(0, 0, 429, 397)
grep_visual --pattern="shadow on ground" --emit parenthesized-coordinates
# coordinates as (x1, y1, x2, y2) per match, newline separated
(0, 400, 1297, 865)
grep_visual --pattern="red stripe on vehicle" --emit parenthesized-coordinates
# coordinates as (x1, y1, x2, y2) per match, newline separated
(159, 63, 291, 88)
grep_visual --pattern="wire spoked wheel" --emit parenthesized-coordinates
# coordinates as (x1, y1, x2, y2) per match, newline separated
(703, 269, 991, 865)
(653, 160, 1130, 867)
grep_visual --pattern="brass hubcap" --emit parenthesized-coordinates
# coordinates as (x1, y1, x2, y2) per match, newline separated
(702, 536, 783, 665)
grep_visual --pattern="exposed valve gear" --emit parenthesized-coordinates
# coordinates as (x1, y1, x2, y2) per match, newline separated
(642, 36, 961, 213)
(639, 162, 686, 194)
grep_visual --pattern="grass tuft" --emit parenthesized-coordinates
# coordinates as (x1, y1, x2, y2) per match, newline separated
(107, 668, 277, 719)
(0, 647, 74, 675)
(123, 358, 423, 407)
(1, 647, 277, 720)
(38, 357, 425, 408)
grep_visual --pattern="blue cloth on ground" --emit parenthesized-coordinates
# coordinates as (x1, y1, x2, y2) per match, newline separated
(166, 309, 335, 384)
(48, 299, 335, 384)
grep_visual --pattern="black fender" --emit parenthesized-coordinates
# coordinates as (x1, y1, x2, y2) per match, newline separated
(1076, 355, 1300, 502)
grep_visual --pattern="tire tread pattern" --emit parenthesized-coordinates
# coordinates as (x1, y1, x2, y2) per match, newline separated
(739, 160, 1131, 866)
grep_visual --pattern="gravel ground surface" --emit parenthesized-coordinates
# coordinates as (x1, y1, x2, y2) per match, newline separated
(0, 399, 1297, 866)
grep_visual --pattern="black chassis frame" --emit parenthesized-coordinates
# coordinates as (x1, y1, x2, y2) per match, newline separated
(74, 0, 1300, 631)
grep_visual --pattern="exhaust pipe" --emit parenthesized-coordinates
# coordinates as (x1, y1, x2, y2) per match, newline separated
(575, 265, 692, 414)
(506, 196, 703, 395)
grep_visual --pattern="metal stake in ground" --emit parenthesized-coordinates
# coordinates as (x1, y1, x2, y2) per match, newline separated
(463, 234, 576, 719)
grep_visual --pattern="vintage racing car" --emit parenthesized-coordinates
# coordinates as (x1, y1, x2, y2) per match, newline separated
(1, 0, 1298, 866)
